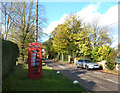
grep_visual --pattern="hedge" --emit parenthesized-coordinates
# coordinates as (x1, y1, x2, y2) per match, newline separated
(2, 39, 19, 79)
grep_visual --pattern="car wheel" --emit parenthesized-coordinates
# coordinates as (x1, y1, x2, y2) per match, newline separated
(85, 66, 89, 70)
(77, 65, 79, 68)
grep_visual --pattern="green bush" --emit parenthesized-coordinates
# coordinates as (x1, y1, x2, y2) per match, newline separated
(2, 39, 19, 79)
(91, 45, 117, 70)
(106, 58, 115, 70)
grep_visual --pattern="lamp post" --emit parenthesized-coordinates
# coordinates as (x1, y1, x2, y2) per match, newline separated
(35, 0, 38, 42)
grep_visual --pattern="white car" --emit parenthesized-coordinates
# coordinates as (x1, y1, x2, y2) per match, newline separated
(76, 59, 101, 70)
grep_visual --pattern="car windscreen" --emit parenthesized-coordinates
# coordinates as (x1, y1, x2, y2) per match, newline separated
(85, 60, 93, 63)
(78, 59, 83, 62)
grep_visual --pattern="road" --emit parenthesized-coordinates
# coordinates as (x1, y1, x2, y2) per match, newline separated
(44, 60, 119, 92)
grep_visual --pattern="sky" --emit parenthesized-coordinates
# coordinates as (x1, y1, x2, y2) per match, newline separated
(39, 2, 119, 48)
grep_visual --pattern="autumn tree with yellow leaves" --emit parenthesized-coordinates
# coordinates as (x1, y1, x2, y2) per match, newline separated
(44, 14, 114, 66)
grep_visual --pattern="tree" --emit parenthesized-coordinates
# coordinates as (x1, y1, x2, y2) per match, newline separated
(51, 14, 92, 60)
(1, 2, 15, 40)
(9, 2, 36, 62)
(42, 38, 56, 59)
(46, 14, 112, 62)
(89, 22, 112, 48)
(65, 14, 93, 58)
(117, 44, 120, 57)
(65, 14, 82, 57)
(96, 45, 117, 70)
(51, 24, 70, 61)
(52, 24, 69, 53)
(2, 2, 47, 62)
(74, 24, 92, 57)
(91, 47, 99, 62)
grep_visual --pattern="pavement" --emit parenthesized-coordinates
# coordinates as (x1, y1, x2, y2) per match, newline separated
(44, 60, 120, 92)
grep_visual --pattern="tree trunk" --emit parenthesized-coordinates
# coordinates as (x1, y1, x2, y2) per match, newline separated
(58, 53, 60, 60)
(4, 3, 7, 40)
(62, 53, 64, 62)
(22, 53, 24, 62)
(68, 55, 71, 63)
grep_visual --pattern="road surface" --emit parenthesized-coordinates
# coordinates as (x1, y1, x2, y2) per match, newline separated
(44, 60, 119, 92)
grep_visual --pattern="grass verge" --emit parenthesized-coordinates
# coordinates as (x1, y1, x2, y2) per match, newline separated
(2, 63, 89, 92)
(100, 69, 120, 75)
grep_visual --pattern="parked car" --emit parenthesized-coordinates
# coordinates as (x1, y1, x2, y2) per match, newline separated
(42, 58, 48, 60)
(76, 59, 101, 70)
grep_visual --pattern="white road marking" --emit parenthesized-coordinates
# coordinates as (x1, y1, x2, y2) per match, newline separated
(79, 74, 102, 84)
(98, 85, 108, 90)
(59, 65, 65, 69)
(94, 80, 101, 83)
(58, 64, 118, 84)
(76, 70, 118, 84)
(93, 71, 105, 74)
(80, 77, 87, 80)
(86, 73, 118, 84)
(78, 74, 90, 78)
(106, 78, 118, 84)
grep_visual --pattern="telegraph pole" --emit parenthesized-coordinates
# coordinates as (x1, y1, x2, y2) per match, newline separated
(35, 0, 38, 42)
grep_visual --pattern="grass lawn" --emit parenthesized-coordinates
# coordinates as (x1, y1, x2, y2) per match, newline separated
(2, 62, 89, 92)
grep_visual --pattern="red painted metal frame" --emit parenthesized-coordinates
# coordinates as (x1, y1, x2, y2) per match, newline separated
(28, 42, 42, 79)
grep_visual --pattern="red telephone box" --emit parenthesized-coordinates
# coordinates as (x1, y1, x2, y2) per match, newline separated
(28, 42, 42, 79)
